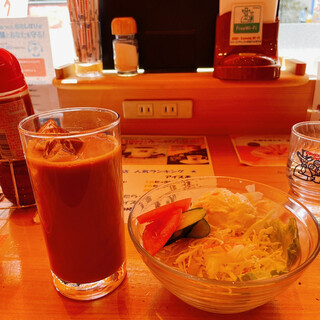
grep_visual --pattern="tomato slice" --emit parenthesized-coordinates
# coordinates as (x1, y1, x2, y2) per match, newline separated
(137, 198, 191, 224)
(142, 209, 182, 256)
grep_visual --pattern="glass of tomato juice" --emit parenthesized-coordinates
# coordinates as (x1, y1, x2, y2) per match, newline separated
(18, 107, 126, 300)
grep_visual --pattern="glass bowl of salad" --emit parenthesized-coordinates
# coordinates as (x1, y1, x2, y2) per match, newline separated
(128, 176, 320, 314)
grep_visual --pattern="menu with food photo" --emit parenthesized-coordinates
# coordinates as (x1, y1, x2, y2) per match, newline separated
(121, 135, 214, 218)
(231, 135, 290, 166)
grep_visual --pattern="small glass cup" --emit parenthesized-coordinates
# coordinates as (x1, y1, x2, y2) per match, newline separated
(287, 121, 320, 221)
(70, 21, 103, 77)
(18, 107, 126, 300)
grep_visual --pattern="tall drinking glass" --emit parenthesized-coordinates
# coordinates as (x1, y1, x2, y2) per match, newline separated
(18, 107, 126, 300)
(287, 121, 320, 222)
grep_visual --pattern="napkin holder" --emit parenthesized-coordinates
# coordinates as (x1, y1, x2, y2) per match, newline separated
(213, 12, 281, 80)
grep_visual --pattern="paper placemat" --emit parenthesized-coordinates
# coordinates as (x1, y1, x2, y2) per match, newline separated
(231, 135, 290, 166)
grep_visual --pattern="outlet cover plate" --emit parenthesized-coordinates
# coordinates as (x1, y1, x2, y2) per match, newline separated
(123, 100, 193, 119)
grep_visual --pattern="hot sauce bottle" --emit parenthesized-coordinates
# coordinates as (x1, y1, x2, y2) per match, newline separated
(0, 48, 35, 207)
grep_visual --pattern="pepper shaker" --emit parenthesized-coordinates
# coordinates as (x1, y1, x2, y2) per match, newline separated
(111, 17, 139, 76)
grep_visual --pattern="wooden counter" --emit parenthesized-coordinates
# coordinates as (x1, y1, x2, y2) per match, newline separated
(0, 135, 319, 320)
(53, 71, 316, 136)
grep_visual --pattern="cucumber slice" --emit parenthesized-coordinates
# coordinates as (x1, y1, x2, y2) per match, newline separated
(165, 208, 207, 245)
(187, 218, 210, 238)
(176, 208, 206, 231)
(166, 224, 194, 245)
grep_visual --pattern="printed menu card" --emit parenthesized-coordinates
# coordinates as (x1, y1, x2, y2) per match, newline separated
(231, 135, 290, 167)
(122, 135, 214, 219)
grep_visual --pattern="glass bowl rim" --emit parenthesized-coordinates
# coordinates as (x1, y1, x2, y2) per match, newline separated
(128, 175, 320, 288)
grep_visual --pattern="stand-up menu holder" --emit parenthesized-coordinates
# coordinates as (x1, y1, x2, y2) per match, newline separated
(214, 0, 281, 80)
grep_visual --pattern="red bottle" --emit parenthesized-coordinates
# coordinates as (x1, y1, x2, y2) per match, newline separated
(0, 48, 35, 207)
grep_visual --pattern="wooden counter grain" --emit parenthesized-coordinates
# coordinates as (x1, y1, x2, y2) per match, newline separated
(0, 135, 319, 320)
(53, 71, 316, 136)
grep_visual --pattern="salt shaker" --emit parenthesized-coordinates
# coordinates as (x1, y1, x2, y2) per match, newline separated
(111, 17, 139, 76)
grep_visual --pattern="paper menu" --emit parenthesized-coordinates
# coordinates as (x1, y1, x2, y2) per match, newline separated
(122, 135, 214, 219)
(231, 135, 290, 166)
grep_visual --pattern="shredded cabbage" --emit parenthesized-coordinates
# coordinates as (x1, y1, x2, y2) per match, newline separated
(155, 188, 300, 281)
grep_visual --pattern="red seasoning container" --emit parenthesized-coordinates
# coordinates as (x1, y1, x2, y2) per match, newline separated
(0, 48, 35, 207)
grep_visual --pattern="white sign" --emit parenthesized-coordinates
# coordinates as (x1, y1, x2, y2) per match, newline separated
(230, 4, 263, 46)
(0, 0, 28, 18)
(0, 17, 55, 83)
(0, 17, 59, 112)
(220, 0, 277, 23)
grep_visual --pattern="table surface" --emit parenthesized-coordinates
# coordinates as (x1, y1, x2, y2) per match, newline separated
(1, 135, 319, 320)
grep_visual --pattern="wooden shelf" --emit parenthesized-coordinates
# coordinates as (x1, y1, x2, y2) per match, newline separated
(53, 71, 316, 135)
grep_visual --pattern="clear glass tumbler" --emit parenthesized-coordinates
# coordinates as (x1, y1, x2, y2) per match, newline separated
(18, 107, 126, 300)
(287, 121, 320, 221)
(70, 21, 103, 77)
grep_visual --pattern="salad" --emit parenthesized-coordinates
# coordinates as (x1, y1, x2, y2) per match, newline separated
(137, 187, 301, 281)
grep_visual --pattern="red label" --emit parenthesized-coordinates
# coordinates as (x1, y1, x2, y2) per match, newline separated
(0, 99, 28, 159)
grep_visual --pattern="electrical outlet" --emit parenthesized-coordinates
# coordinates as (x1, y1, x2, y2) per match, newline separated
(123, 100, 192, 119)
(160, 103, 178, 116)
(137, 103, 153, 116)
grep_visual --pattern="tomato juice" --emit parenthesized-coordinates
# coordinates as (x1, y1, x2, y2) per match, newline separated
(26, 134, 125, 284)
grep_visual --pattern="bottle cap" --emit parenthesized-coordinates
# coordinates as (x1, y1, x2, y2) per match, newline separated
(111, 17, 137, 35)
(0, 48, 26, 93)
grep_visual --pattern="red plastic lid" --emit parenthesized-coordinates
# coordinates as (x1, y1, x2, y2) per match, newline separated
(0, 48, 26, 93)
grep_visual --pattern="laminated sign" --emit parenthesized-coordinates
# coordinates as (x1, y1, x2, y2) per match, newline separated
(230, 3, 263, 45)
